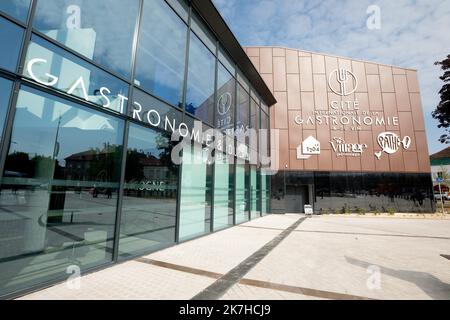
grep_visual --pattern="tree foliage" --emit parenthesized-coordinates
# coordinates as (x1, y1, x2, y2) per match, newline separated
(433, 54, 450, 143)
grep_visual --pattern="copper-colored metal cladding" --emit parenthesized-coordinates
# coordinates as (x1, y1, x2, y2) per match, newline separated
(245, 46, 431, 174)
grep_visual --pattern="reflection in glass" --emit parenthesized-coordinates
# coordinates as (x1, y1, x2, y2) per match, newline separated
(216, 63, 235, 136)
(249, 98, 259, 158)
(0, 78, 13, 141)
(250, 166, 260, 219)
(236, 84, 249, 144)
(314, 172, 434, 214)
(24, 35, 129, 113)
(179, 143, 212, 241)
(191, 12, 216, 53)
(185, 33, 215, 124)
(166, 0, 189, 22)
(33, 0, 139, 78)
(0, 0, 30, 22)
(0, 17, 24, 72)
(261, 172, 270, 215)
(135, 0, 187, 107)
(235, 163, 249, 223)
(119, 124, 178, 258)
(213, 153, 234, 231)
(219, 47, 235, 76)
(0, 86, 123, 297)
(131, 89, 183, 132)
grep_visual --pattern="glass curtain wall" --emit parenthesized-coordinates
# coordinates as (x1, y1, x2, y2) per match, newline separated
(0, 0, 271, 297)
(0, 86, 123, 296)
(179, 142, 213, 241)
(235, 162, 249, 223)
(213, 153, 234, 230)
(118, 123, 178, 259)
(0, 16, 24, 72)
(0, 78, 13, 141)
(33, 0, 140, 78)
(134, 0, 188, 108)
(0, 0, 31, 22)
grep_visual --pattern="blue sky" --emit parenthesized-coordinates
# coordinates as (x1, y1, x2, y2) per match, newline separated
(213, 0, 450, 154)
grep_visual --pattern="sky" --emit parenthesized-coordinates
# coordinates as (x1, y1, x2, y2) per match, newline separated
(213, 0, 450, 155)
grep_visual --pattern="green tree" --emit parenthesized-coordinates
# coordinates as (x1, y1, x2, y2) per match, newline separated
(433, 55, 450, 144)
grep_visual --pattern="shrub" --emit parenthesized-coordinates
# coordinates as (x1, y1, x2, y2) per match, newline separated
(387, 207, 396, 215)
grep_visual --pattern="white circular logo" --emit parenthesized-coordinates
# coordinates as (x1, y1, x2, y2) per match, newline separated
(329, 68, 358, 96)
(217, 92, 232, 116)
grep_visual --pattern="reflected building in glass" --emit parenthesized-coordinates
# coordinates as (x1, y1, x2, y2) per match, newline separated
(0, 0, 274, 298)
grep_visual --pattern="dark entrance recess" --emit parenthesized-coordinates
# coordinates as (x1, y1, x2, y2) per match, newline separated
(285, 185, 309, 213)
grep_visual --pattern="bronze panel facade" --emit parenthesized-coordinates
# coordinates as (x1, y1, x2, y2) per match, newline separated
(246, 46, 431, 174)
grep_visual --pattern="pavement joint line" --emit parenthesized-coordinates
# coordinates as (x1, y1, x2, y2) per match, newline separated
(191, 217, 307, 300)
(134, 258, 223, 279)
(238, 278, 374, 300)
(134, 248, 374, 300)
(295, 229, 450, 240)
(239, 225, 450, 240)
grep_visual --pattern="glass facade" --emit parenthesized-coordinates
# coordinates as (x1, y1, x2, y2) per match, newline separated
(0, 0, 271, 298)
(185, 32, 215, 124)
(178, 142, 213, 241)
(24, 35, 129, 113)
(33, 0, 140, 78)
(119, 124, 178, 258)
(213, 153, 234, 230)
(271, 171, 435, 214)
(134, 0, 187, 107)
(0, 78, 12, 141)
(0, 16, 24, 72)
(0, 86, 123, 296)
(0, 0, 31, 22)
(216, 63, 235, 136)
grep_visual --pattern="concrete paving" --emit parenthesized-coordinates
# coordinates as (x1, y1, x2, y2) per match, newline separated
(18, 214, 450, 300)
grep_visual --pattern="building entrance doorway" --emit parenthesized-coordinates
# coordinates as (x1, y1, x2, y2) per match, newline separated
(285, 185, 311, 213)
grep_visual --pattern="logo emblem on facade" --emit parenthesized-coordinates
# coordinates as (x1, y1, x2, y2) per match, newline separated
(297, 136, 321, 160)
(375, 132, 411, 159)
(217, 92, 232, 116)
(329, 68, 358, 96)
(330, 137, 367, 157)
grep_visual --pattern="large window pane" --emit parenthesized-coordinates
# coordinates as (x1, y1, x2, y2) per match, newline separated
(0, 78, 13, 141)
(0, 86, 124, 296)
(179, 143, 212, 241)
(33, 0, 139, 78)
(236, 84, 249, 144)
(213, 153, 234, 231)
(0, 17, 24, 72)
(216, 63, 235, 136)
(235, 162, 249, 223)
(261, 172, 270, 215)
(249, 98, 259, 159)
(185, 32, 215, 124)
(166, 0, 189, 22)
(191, 12, 216, 54)
(135, 0, 187, 108)
(0, 0, 30, 22)
(119, 124, 178, 258)
(219, 47, 235, 76)
(250, 166, 260, 219)
(24, 35, 129, 113)
(131, 88, 183, 132)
